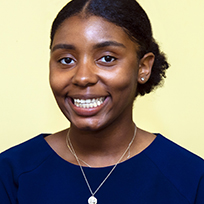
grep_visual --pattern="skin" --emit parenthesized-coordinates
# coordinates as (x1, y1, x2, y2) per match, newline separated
(47, 15, 156, 167)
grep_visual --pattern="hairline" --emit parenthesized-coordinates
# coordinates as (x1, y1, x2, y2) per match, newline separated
(50, 12, 142, 58)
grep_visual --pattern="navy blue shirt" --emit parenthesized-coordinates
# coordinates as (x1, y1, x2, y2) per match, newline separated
(0, 134, 204, 204)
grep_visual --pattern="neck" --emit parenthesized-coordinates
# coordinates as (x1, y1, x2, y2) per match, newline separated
(67, 120, 136, 167)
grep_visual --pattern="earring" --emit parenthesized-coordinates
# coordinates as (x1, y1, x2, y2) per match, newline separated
(141, 77, 145, 81)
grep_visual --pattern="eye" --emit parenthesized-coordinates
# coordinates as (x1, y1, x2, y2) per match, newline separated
(59, 57, 75, 65)
(99, 55, 117, 63)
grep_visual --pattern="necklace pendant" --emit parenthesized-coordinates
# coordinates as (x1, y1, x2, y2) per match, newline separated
(88, 196, 97, 204)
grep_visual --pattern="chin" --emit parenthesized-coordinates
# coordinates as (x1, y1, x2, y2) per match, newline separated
(70, 118, 105, 132)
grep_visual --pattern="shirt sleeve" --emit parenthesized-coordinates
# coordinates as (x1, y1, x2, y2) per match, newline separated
(0, 180, 12, 204)
(195, 174, 204, 204)
(0, 156, 17, 204)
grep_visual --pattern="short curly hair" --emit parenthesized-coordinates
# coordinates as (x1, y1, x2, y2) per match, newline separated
(50, 0, 169, 97)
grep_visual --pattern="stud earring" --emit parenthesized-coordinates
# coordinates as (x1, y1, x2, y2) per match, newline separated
(141, 77, 145, 81)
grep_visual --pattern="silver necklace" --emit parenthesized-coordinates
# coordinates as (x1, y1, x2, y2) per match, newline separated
(66, 137, 92, 167)
(66, 124, 137, 204)
(67, 134, 132, 168)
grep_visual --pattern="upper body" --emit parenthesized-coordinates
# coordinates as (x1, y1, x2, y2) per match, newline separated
(1, 133, 204, 204)
(1, 0, 202, 203)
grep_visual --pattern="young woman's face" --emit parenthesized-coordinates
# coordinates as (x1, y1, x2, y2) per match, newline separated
(50, 15, 140, 131)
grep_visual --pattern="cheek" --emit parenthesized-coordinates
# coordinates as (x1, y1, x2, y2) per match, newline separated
(102, 66, 138, 94)
(49, 60, 62, 93)
(49, 71, 59, 94)
(49, 69, 68, 96)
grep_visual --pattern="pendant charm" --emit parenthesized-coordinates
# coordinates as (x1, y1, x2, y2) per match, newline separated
(88, 196, 97, 204)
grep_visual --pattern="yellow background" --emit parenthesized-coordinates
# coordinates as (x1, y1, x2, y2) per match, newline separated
(0, 0, 204, 158)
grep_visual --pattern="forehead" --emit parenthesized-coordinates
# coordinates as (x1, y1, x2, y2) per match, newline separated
(52, 15, 138, 50)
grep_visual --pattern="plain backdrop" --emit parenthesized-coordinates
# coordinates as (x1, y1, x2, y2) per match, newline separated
(0, 0, 204, 158)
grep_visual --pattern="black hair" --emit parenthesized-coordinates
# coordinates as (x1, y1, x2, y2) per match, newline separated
(50, 0, 169, 96)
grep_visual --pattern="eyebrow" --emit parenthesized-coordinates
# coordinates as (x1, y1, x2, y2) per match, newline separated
(51, 44, 76, 52)
(93, 41, 126, 49)
(51, 40, 126, 53)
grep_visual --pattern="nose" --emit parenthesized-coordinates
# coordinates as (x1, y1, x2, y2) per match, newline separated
(71, 60, 98, 87)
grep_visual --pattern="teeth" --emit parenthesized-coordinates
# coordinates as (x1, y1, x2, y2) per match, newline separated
(74, 97, 105, 108)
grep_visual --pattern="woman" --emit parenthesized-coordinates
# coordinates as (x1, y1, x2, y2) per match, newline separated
(1, 0, 204, 203)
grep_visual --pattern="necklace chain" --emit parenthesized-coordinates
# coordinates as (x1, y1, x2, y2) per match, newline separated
(67, 133, 131, 168)
(66, 124, 137, 200)
(66, 138, 92, 167)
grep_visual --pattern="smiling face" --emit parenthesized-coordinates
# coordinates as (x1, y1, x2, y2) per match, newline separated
(50, 15, 145, 131)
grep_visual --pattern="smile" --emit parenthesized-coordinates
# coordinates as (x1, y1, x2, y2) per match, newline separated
(73, 97, 105, 108)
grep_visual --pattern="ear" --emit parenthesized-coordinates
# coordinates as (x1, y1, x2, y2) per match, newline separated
(138, 52, 155, 84)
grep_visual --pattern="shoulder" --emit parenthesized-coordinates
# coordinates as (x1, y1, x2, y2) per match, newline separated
(0, 134, 54, 203)
(144, 134, 204, 203)
(0, 134, 53, 180)
(145, 134, 204, 170)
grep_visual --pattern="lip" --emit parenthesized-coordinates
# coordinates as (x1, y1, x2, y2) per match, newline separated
(67, 95, 109, 116)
